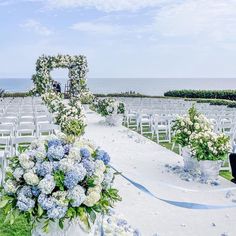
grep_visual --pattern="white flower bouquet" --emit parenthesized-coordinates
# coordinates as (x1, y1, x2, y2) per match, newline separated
(172, 105, 213, 147)
(0, 133, 121, 234)
(94, 98, 125, 117)
(190, 131, 230, 161)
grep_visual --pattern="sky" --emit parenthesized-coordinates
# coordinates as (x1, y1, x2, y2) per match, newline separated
(1, 0, 236, 78)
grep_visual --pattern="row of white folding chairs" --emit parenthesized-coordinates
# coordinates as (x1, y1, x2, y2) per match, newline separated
(0, 121, 59, 137)
(0, 125, 60, 185)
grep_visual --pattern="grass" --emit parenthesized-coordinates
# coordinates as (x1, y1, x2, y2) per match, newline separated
(0, 210, 31, 236)
(125, 122, 234, 181)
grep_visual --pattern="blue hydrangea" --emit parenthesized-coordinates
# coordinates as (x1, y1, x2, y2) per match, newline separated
(47, 206, 67, 219)
(96, 150, 110, 165)
(68, 186, 86, 207)
(31, 186, 40, 197)
(18, 186, 32, 198)
(52, 161, 60, 171)
(47, 145, 65, 161)
(17, 195, 35, 212)
(82, 159, 95, 176)
(36, 161, 53, 177)
(80, 148, 90, 159)
(38, 193, 55, 210)
(63, 144, 70, 155)
(64, 171, 81, 189)
(48, 139, 62, 148)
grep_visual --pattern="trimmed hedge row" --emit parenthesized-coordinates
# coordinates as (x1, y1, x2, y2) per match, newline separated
(164, 90, 236, 101)
(185, 98, 236, 108)
(3, 92, 30, 97)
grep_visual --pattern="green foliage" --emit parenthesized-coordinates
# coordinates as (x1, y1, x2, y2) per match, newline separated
(165, 89, 236, 101)
(62, 119, 85, 137)
(53, 170, 65, 191)
(0, 209, 31, 236)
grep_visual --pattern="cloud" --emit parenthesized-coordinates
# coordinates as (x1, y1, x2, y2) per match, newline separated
(43, 0, 174, 12)
(153, 0, 236, 41)
(20, 19, 53, 36)
(71, 21, 122, 34)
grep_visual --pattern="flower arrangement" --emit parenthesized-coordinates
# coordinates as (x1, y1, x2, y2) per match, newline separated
(172, 106, 213, 147)
(78, 89, 95, 105)
(54, 98, 86, 137)
(41, 91, 86, 137)
(0, 133, 121, 233)
(32, 54, 88, 95)
(190, 131, 230, 161)
(94, 98, 125, 117)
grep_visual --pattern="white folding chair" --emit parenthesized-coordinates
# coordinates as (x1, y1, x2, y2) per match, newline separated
(37, 123, 60, 137)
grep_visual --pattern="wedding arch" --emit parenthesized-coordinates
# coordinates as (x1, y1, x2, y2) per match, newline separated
(32, 54, 88, 96)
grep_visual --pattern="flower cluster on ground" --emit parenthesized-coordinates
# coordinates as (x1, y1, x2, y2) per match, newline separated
(0, 133, 121, 233)
(32, 54, 88, 95)
(94, 210, 141, 236)
(93, 98, 125, 117)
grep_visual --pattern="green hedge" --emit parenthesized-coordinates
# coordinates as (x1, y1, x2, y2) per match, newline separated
(3, 92, 30, 97)
(164, 90, 236, 101)
(185, 98, 236, 108)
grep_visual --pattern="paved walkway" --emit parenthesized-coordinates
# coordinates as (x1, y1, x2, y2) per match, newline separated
(84, 111, 236, 236)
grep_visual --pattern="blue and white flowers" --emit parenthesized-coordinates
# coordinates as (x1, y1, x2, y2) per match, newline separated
(0, 133, 121, 233)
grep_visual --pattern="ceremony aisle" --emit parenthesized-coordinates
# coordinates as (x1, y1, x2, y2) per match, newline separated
(84, 111, 236, 236)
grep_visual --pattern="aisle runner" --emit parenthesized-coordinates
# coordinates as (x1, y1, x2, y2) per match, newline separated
(110, 165, 236, 210)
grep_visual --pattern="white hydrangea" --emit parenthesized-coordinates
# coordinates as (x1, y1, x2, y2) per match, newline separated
(83, 191, 101, 207)
(68, 147, 81, 161)
(4, 179, 17, 194)
(52, 191, 68, 207)
(23, 171, 39, 186)
(19, 153, 35, 169)
(94, 160, 106, 174)
(94, 172, 105, 185)
(38, 175, 55, 194)
(13, 167, 24, 181)
(59, 158, 75, 172)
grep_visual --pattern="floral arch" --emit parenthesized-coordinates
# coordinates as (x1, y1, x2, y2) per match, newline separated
(32, 54, 88, 96)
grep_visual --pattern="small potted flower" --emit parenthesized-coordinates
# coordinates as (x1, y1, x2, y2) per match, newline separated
(190, 131, 230, 181)
(172, 106, 213, 171)
(95, 98, 125, 126)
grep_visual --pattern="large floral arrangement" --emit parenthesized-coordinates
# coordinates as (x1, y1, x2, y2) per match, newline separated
(32, 54, 88, 95)
(54, 98, 86, 137)
(78, 89, 95, 105)
(0, 133, 121, 233)
(41, 91, 86, 137)
(190, 131, 230, 161)
(94, 98, 125, 117)
(172, 106, 213, 147)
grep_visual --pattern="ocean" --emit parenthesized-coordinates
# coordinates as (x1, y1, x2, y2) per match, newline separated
(0, 78, 236, 96)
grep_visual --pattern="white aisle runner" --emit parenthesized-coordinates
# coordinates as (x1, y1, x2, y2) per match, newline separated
(84, 111, 236, 236)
